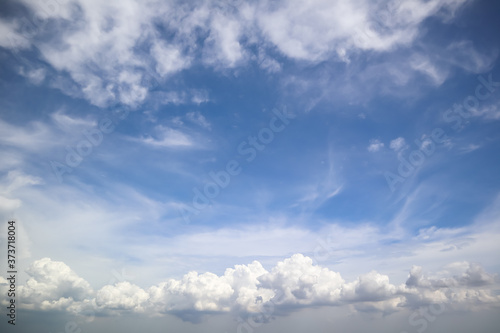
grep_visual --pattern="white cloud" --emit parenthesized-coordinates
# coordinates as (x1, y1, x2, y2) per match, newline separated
(147, 89, 210, 107)
(368, 139, 384, 152)
(191, 90, 210, 104)
(137, 125, 193, 148)
(410, 53, 450, 85)
(471, 104, 500, 120)
(1, 0, 473, 108)
(0, 196, 21, 211)
(459, 143, 481, 154)
(342, 270, 397, 302)
(186, 112, 211, 130)
(444, 262, 496, 287)
(203, 12, 245, 67)
(445, 40, 498, 73)
(6, 176, 500, 294)
(400, 262, 500, 310)
(223, 261, 272, 313)
(0, 170, 41, 213)
(0, 18, 31, 49)
(18, 67, 47, 85)
(256, 0, 468, 61)
(96, 282, 149, 313)
(10, 255, 500, 322)
(148, 270, 234, 314)
(390, 137, 407, 151)
(258, 254, 344, 306)
(117, 71, 149, 107)
(18, 258, 94, 307)
(50, 110, 97, 133)
(1, 170, 42, 193)
(151, 41, 191, 77)
(9, 0, 161, 107)
(0, 118, 55, 151)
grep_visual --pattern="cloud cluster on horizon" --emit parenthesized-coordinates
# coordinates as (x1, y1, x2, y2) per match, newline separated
(1, 254, 498, 323)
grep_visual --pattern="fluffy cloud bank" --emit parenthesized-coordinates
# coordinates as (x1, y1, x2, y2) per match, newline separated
(0, 0, 471, 107)
(1, 254, 498, 322)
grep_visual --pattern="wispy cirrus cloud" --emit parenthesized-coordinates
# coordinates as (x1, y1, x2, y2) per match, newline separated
(136, 125, 194, 149)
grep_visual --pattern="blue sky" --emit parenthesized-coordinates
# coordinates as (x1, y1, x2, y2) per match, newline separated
(1, 0, 500, 332)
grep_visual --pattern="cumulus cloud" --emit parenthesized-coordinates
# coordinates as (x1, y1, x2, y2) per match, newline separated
(18, 258, 93, 310)
(258, 254, 344, 306)
(368, 139, 385, 152)
(149, 271, 234, 314)
(401, 263, 499, 310)
(390, 137, 407, 151)
(96, 282, 149, 313)
(13, 256, 500, 323)
(343, 270, 397, 302)
(444, 262, 497, 287)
